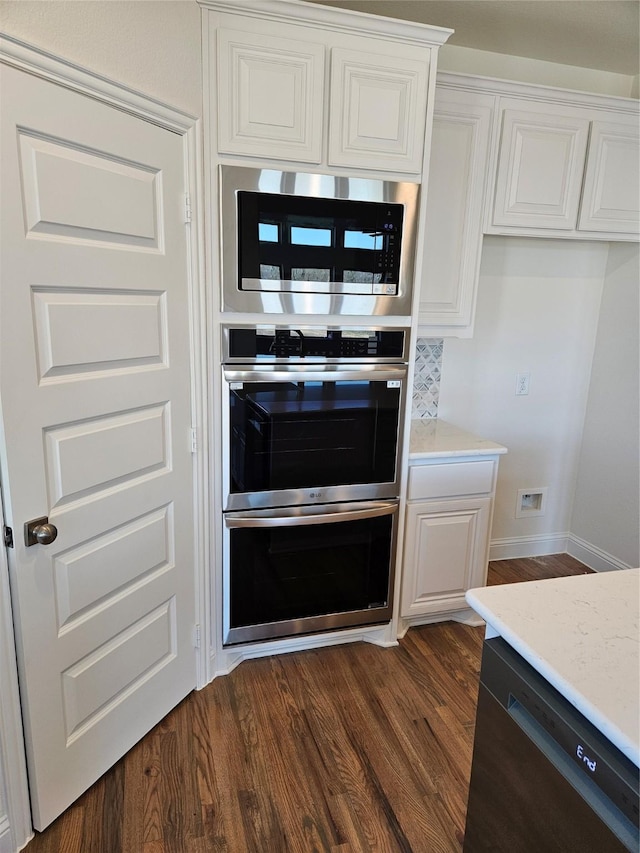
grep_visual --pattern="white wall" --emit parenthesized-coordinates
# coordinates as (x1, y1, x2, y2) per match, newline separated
(2, 1, 637, 108)
(0, 0, 202, 116)
(570, 244, 640, 569)
(438, 237, 608, 557)
(439, 44, 637, 98)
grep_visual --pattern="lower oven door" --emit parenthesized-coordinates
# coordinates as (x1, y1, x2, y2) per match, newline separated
(223, 500, 398, 646)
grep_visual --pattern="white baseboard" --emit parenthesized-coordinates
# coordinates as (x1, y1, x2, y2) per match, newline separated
(489, 533, 569, 561)
(211, 623, 395, 677)
(399, 607, 484, 635)
(489, 532, 633, 573)
(566, 534, 633, 573)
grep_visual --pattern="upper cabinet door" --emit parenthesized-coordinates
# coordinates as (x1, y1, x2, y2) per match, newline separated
(418, 88, 494, 335)
(492, 108, 590, 229)
(578, 120, 640, 235)
(216, 28, 325, 163)
(328, 46, 429, 173)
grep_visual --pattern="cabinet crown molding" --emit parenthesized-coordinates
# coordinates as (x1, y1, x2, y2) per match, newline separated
(198, 0, 453, 47)
(436, 71, 639, 115)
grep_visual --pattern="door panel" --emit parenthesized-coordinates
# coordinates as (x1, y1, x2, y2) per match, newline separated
(52, 505, 174, 629)
(0, 65, 197, 830)
(18, 129, 161, 247)
(44, 404, 170, 507)
(32, 288, 166, 380)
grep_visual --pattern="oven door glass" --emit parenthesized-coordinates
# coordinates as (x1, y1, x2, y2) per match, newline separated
(229, 375, 402, 496)
(224, 501, 396, 645)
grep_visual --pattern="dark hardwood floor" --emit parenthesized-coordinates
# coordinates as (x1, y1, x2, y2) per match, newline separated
(24, 555, 591, 853)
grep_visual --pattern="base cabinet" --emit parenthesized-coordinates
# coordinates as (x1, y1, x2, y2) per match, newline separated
(400, 456, 500, 623)
(402, 496, 491, 617)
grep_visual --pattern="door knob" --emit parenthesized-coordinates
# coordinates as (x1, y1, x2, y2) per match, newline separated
(24, 516, 58, 547)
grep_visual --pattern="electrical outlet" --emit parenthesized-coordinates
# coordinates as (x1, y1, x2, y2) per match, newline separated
(515, 372, 530, 396)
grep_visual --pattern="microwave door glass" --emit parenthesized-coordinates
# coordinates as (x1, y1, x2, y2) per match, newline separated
(237, 191, 403, 293)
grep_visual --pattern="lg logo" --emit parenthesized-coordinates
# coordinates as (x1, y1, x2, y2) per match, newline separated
(309, 491, 323, 499)
(576, 744, 597, 772)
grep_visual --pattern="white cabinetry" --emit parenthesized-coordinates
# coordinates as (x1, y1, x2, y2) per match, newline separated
(578, 120, 640, 234)
(328, 46, 429, 173)
(216, 28, 325, 163)
(417, 83, 494, 336)
(492, 105, 590, 230)
(488, 95, 639, 240)
(417, 76, 639, 337)
(205, 1, 451, 177)
(401, 456, 500, 625)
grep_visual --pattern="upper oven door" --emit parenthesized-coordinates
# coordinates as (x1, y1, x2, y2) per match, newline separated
(222, 364, 408, 510)
(220, 165, 419, 316)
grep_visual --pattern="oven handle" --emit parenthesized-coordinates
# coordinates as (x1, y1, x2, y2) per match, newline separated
(224, 501, 397, 528)
(223, 365, 407, 383)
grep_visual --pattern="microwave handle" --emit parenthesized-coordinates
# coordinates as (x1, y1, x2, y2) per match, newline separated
(224, 501, 397, 529)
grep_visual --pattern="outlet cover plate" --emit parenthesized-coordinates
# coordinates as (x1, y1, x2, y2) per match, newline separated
(515, 487, 547, 518)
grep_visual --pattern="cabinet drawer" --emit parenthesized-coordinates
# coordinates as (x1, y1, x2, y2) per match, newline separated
(408, 460, 495, 500)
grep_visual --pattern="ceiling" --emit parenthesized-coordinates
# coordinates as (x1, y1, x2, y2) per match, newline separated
(307, 1, 640, 76)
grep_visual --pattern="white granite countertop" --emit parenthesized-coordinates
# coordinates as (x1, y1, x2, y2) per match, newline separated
(409, 419, 508, 460)
(466, 569, 640, 767)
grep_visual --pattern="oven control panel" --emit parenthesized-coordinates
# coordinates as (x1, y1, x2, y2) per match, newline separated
(224, 327, 407, 362)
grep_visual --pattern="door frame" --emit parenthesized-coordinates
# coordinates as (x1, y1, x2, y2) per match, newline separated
(0, 33, 210, 850)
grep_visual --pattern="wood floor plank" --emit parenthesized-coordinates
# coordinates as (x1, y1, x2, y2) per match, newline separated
(203, 672, 252, 852)
(292, 650, 413, 852)
(141, 732, 164, 845)
(121, 739, 145, 852)
(189, 689, 228, 851)
(487, 553, 590, 585)
(240, 658, 337, 853)
(57, 806, 85, 853)
(23, 554, 592, 853)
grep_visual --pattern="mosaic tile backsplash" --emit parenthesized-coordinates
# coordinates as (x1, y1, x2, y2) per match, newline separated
(412, 338, 443, 419)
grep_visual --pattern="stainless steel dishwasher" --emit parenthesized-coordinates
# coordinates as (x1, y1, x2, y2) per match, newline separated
(463, 637, 639, 852)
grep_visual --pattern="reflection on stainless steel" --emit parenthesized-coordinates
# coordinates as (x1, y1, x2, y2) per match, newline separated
(224, 364, 407, 381)
(224, 483, 401, 513)
(223, 596, 396, 647)
(220, 164, 419, 316)
(242, 277, 374, 294)
(224, 500, 398, 527)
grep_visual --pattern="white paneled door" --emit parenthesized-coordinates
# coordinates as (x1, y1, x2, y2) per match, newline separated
(0, 65, 197, 830)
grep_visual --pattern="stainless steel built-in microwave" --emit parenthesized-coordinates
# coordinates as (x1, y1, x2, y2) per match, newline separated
(220, 165, 419, 317)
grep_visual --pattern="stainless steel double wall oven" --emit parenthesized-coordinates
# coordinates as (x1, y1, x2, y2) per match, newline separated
(222, 326, 410, 645)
